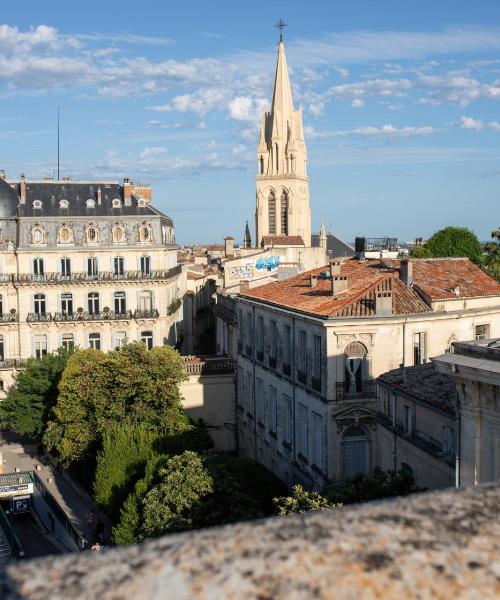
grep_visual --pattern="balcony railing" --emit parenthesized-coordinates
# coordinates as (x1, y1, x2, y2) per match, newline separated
(0, 313, 17, 322)
(15, 265, 183, 285)
(335, 381, 377, 401)
(134, 309, 159, 319)
(27, 312, 52, 322)
(53, 310, 133, 322)
(183, 356, 236, 375)
(0, 359, 26, 369)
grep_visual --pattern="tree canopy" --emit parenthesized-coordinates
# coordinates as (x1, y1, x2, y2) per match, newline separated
(410, 226, 483, 263)
(44, 342, 190, 465)
(274, 485, 342, 516)
(484, 227, 500, 281)
(0, 348, 71, 440)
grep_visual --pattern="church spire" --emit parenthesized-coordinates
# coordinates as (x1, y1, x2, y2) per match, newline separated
(243, 221, 252, 249)
(270, 40, 294, 123)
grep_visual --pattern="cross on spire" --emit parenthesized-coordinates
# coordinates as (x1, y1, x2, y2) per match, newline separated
(275, 18, 287, 42)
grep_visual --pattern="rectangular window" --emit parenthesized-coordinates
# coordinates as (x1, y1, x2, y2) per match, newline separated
(88, 293, 99, 315)
(257, 315, 264, 358)
(0, 294, 3, 315)
(140, 255, 151, 275)
(403, 405, 413, 434)
(283, 394, 292, 444)
(113, 257, 124, 276)
(60, 257, 71, 278)
(88, 333, 101, 350)
(269, 320, 277, 358)
(140, 331, 153, 349)
(313, 334, 321, 389)
(475, 324, 490, 340)
(33, 258, 44, 279)
(87, 257, 98, 279)
(268, 195, 276, 235)
(61, 293, 73, 315)
(0, 335, 5, 361)
(245, 312, 253, 354)
(245, 370, 253, 412)
(298, 403, 308, 459)
(256, 378, 265, 424)
(238, 367, 244, 407)
(33, 294, 46, 315)
(61, 334, 74, 352)
(114, 292, 126, 314)
(388, 394, 396, 426)
(313, 413, 323, 469)
(443, 426, 456, 456)
(238, 310, 243, 349)
(269, 386, 277, 434)
(413, 332, 427, 365)
(114, 332, 128, 349)
(283, 324, 291, 367)
(300, 331, 307, 371)
(33, 334, 47, 359)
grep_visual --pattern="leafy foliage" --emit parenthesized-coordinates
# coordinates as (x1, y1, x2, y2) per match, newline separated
(0, 348, 71, 440)
(94, 421, 213, 521)
(44, 342, 189, 465)
(410, 226, 482, 263)
(483, 228, 500, 282)
(113, 452, 283, 544)
(274, 485, 342, 516)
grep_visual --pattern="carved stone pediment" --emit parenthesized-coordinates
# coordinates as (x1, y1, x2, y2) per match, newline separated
(336, 333, 373, 351)
(333, 405, 377, 432)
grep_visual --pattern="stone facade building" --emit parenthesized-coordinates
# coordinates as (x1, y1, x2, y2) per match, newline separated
(0, 174, 185, 394)
(235, 257, 500, 488)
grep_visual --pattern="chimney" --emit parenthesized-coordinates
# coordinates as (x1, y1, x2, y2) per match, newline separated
(123, 177, 132, 207)
(0, 170, 5, 180)
(20, 173, 26, 204)
(375, 290, 393, 316)
(97, 187, 102, 205)
(329, 260, 341, 278)
(331, 275, 348, 296)
(400, 259, 413, 285)
(240, 280, 250, 292)
(224, 236, 235, 258)
(310, 274, 318, 288)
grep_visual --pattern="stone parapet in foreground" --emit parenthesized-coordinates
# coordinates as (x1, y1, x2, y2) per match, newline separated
(1, 483, 500, 599)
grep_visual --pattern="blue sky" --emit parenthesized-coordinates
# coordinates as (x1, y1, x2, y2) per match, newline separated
(1, 0, 500, 244)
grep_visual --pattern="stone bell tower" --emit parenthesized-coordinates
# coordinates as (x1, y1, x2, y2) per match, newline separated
(255, 38, 311, 247)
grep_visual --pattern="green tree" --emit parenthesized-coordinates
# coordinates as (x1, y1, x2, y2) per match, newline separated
(44, 342, 190, 465)
(417, 226, 483, 263)
(409, 245, 432, 259)
(0, 348, 71, 440)
(274, 485, 342, 516)
(484, 228, 500, 281)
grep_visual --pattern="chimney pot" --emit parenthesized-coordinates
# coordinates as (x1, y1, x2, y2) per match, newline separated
(331, 275, 348, 296)
(375, 290, 393, 316)
(310, 274, 318, 288)
(400, 259, 413, 285)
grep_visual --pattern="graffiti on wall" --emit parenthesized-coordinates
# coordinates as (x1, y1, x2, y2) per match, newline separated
(255, 256, 282, 270)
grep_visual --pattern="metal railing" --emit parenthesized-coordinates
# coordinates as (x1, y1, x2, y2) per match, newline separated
(335, 381, 377, 401)
(53, 310, 133, 322)
(0, 313, 17, 322)
(14, 265, 182, 285)
(184, 356, 236, 375)
(0, 359, 26, 369)
(134, 309, 159, 319)
(27, 312, 52, 322)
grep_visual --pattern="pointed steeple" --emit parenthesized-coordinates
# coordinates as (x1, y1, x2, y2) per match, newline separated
(243, 221, 252, 249)
(270, 41, 294, 122)
(319, 221, 327, 251)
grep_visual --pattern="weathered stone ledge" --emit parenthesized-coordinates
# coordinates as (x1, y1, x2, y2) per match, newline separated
(1, 483, 500, 599)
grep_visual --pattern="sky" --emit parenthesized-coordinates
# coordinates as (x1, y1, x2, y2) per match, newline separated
(1, 0, 500, 244)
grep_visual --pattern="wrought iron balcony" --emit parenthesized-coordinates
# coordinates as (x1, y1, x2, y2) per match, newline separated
(15, 265, 182, 285)
(134, 309, 159, 319)
(0, 312, 17, 322)
(0, 359, 26, 369)
(335, 381, 377, 401)
(27, 312, 52, 322)
(53, 310, 133, 322)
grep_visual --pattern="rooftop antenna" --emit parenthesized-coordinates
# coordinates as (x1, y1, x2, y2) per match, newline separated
(275, 18, 287, 42)
(57, 106, 60, 181)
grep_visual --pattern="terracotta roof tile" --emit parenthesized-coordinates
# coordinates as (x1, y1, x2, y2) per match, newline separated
(239, 258, 500, 318)
(261, 235, 304, 246)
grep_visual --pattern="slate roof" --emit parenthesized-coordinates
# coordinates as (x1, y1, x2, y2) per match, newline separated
(0, 178, 20, 219)
(239, 257, 500, 318)
(11, 180, 172, 224)
(378, 362, 457, 415)
(261, 235, 305, 246)
(311, 232, 355, 258)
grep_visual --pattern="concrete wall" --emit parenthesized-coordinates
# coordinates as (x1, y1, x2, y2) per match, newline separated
(180, 372, 236, 452)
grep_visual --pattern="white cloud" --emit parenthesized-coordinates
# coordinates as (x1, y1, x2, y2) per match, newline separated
(351, 99, 364, 108)
(460, 116, 483, 130)
(139, 146, 167, 159)
(228, 96, 268, 122)
(305, 123, 435, 140)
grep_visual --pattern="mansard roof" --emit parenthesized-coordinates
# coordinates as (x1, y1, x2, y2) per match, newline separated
(0, 177, 19, 219)
(239, 257, 500, 318)
(11, 180, 172, 225)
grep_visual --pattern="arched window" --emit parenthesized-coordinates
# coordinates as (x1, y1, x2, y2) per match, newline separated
(275, 143, 279, 173)
(268, 191, 276, 235)
(112, 198, 121, 208)
(58, 225, 72, 244)
(31, 225, 45, 245)
(59, 199, 69, 209)
(86, 198, 95, 208)
(112, 224, 125, 243)
(343, 341, 368, 397)
(342, 426, 369, 479)
(259, 156, 264, 175)
(139, 224, 152, 243)
(87, 227, 97, 243)
(32, 200, 42, 210)
(280, 191, 288, 235)
(0, 335, 4, 362)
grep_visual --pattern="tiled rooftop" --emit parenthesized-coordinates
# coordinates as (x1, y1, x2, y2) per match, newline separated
(240, 258, 500, 318)
(261, 235, 305, 246)
(378, 362, 457, 415)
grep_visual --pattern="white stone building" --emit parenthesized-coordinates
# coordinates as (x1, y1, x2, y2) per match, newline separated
(0, 174, 185, 395)
(235, 257, 500, 488)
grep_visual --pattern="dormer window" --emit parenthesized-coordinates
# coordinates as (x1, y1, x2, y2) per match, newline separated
(86, 224, 99, 244)
(139, 224, 152, 243)
(86, 198, 95, 208)
(88, 228, 97, 242)
(112, 198, 121, 208)
(137, 198, 146, 207)
(33, 200, 42, 210)
(59, 199, 69, 209)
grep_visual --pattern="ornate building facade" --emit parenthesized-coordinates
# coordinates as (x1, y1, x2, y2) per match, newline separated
(255, 40, 311, 247)
(0, 173, 185, 394)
